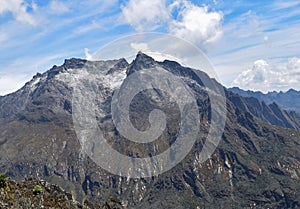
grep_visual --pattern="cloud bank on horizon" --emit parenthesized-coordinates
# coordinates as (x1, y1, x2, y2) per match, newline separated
(233, 58, 300, 93)
(0, 0, 300, 95)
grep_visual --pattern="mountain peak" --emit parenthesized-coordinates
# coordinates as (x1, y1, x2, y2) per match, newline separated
(1, 54, 300, 208)
(126, 52, 156, 75)
(135, 51, 155, 62)
(63, 58, 87, 69)
(287, 88, 297, 93)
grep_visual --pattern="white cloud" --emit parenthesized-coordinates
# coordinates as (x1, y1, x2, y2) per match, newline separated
(121, 0, 169, 31)
(0, 0, 37, 25)
(75, 20, 102, 34)
(120, 0, 223, 49)
(232, 58, 300, 92)
(209, 2, 300, 87)
(0, 73, 31, 96)
(130, 42, 150, 52)
(84, 48, 92, 60)
(271, 1, 300, 10)
(224, 10, 259, 39)
(31, 1, 38, 11)
(49, 0, 69, 14)
(169, 1, 223, 48)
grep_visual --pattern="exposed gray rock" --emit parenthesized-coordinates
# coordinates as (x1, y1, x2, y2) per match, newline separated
(0, 53, 299, 208)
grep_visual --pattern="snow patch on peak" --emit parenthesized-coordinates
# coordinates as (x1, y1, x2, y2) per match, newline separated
(27, 74, 46, 92)
(55, 68, 89, 86)
(54, 66, 127, 91)
(30, 77, 41, 87)
(104, 68, 127, 90)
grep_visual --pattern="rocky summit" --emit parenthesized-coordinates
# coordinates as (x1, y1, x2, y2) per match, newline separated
(0, 53, 300, 208)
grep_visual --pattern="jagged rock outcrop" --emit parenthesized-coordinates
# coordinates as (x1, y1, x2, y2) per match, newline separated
(0, 176, 123, 209)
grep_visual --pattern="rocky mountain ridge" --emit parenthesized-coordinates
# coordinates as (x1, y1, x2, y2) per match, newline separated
(0, 53, 299, 208)
(229, 87, 300, 113)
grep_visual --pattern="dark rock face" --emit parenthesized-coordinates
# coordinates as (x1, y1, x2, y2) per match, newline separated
(0, 53, 300, 208)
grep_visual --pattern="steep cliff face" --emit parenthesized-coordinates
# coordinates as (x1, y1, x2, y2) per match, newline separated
(0, 53, 300, 208)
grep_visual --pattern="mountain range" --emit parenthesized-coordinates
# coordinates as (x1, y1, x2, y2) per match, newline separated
(229, 87, 300, 114)
(0, 52, 300, 208)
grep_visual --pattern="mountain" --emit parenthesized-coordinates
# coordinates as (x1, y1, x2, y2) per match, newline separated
(226, 90, 300, 130)
(0, 52, 300, 208)
(229, 87, 300, 113)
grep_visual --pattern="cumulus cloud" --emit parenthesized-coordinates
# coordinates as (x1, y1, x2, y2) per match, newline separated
(169, 1, 223, 48)
(121, 0, 169, 31)
(232, 58, 300, 92)
(0, 0, 37, 25)
(120, 0, 223, 49)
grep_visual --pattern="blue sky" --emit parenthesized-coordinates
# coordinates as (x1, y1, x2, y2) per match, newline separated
(0, 0, 300, 95)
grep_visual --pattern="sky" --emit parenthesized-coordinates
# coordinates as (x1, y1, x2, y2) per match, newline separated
(0, 0, 300, 95)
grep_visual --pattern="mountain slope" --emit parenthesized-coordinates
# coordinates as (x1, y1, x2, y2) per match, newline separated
(226, 90, 300, 130)
(0, 53, 299, 208)
(229, 87, 300, 113)
(0, 176, 123, 208)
